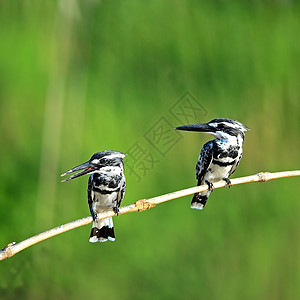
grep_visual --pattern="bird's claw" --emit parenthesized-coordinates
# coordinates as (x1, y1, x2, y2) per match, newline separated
(223, 178, 232, 188)
(91, 211, 98, 221)
(205, 180, 214, 192)
(113, 206, 120, 216)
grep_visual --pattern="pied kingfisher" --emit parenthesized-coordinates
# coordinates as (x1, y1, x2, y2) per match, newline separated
(175, 118, 249, 210)
(61, 150, 126, 243)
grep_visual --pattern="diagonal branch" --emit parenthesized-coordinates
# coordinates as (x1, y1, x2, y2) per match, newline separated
(1, 170, 299, 261)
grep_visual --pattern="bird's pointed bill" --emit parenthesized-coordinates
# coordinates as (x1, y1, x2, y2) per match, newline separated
(61, 161, 98, 182)
(175, 123, 213, 132)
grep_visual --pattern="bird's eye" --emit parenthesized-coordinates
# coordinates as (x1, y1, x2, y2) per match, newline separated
(100, 158, 107, 164)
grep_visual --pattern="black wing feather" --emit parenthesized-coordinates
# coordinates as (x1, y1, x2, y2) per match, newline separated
(228, 152, 243, 177)
(116, 179, 126, 208)
(196, 141, 214, 185)
(87, 176, 96, 219)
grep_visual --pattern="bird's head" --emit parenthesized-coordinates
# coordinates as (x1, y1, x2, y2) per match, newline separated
(175, 118, 249, 140)
(61, 150, 126, 182)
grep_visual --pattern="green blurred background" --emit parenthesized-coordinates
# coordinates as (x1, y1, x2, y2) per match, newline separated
(0, 1, 299, 299)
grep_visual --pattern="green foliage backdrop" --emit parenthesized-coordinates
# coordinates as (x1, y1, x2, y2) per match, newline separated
(0, 1, 299, 299)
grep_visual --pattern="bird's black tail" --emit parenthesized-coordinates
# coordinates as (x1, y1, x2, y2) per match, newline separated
(191, 191, 212, 210)
(89, 217, 115, 243)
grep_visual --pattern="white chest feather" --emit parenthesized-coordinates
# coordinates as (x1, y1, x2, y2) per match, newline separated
(91, 190, 118, 213)
(204, 164, 233, 182)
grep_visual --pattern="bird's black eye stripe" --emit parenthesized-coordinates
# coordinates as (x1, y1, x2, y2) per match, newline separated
(100, 158, 108, 164)
(217, 123, 226, 129)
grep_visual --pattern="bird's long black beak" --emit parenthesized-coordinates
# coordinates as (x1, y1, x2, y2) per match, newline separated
(175, 123, 214, 133)
(61, 161, 98, 182)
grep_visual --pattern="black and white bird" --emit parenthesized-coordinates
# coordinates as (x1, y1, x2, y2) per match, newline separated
(61, 150, 126, 243)
(175, 118, 249, 210)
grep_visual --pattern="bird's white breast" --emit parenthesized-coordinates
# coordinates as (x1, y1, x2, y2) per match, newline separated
(91, 190, 118, 213)
(204, 163, 233, 182)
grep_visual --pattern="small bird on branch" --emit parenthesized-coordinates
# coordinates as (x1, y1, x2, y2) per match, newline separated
(61, 150, 126, 243)
(175, 118, 249, 210)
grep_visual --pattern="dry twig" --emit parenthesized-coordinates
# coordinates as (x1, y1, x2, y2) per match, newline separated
(1, 170, 299, 261)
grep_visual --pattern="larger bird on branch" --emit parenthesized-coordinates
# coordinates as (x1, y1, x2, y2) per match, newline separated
(175, 118, 249, 210)
(61, 150, 126, 243)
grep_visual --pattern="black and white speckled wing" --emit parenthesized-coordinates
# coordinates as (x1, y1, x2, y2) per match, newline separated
(116, 179, 126, 208)
(87, 175, 95, 219)
(228, 151, 243, 177)
(191, 141, 214, 210)
(195, 141, 214, 185)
